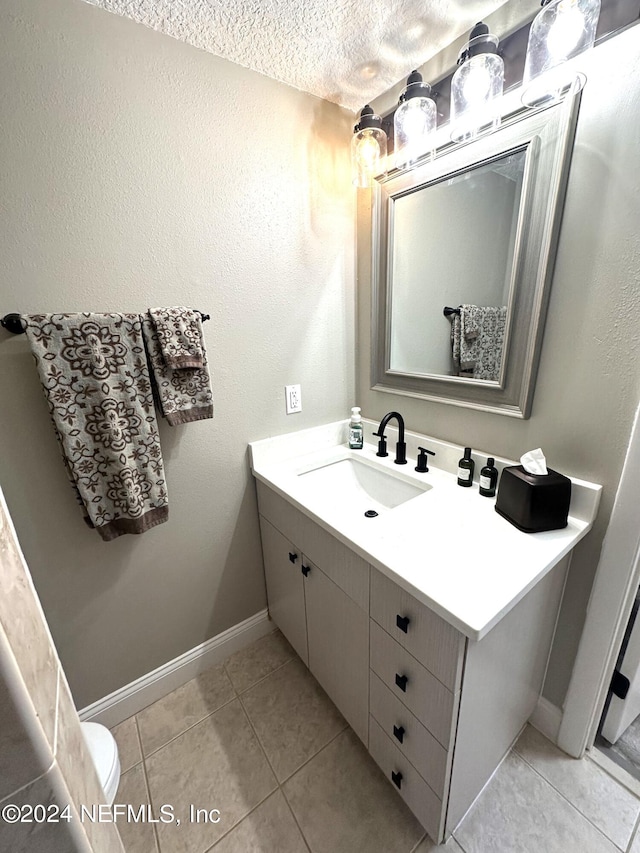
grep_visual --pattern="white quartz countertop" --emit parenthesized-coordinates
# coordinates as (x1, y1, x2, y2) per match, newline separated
(249, 421, 602, 642)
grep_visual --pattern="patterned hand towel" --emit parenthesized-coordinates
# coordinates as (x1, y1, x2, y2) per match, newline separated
(148, 307, 204, 369)
(24, 313, 169, 541)
(142, 308, 213, 426)
(450, 305, 507, 381)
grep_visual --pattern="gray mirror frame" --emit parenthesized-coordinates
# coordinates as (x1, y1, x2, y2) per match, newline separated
(371, 92, 581, 419)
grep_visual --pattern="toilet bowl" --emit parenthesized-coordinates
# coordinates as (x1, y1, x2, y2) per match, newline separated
(80, 721, 121, 805)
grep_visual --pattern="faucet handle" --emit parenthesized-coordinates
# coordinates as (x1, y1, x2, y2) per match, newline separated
(373, 431, 388, 458)
(415, 446, 436, 473)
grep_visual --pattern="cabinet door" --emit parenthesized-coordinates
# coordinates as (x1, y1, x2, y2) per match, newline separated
(259, 516, 308, 665)
(305, 560, 369, 745)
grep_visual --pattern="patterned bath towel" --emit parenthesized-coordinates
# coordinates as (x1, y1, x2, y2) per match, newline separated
(450, 305, 507, 381)
(24, 313, 169, 541)
(142, 308, 213, 426)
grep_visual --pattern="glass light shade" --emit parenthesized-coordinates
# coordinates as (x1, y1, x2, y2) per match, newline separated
(351, 127, 387, 188)
(394, 71, 437, 169)
(522, 0, 601, 107)
(450, 33, 504, 143)
(394, 95, 437, 168)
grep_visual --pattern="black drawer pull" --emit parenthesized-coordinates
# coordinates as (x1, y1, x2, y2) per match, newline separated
(391, 770, 403, 789)
(395, 673, 408, 692)
(396, 614, 410, 633)
(301, 564, 311, 576)
(288, 552, 298, 564)
(393, 725, 405, 744)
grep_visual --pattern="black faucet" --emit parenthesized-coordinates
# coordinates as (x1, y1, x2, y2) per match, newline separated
(374, 411, 407, 465)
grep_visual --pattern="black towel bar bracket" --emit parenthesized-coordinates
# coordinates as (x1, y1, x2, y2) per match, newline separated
(0, 313, 25, 334)
(1, 310, 210, 335)
(443, 306, 461, 317)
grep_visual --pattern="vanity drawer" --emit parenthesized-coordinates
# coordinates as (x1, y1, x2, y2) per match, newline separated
(256, 482, 369, 611)
(370, 621, 458, 749)
(369, 716, 443, 842)
(370, 671, 448, 797)
(370, 570, 465, 691)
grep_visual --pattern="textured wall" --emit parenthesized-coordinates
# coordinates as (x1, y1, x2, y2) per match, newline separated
(0, 0, 354, 707)
(359, 25, 640, 706)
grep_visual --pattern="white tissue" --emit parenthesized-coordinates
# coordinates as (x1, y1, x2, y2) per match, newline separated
(520, 448, 548, 475)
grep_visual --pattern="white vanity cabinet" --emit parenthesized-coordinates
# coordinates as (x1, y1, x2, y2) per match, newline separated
(256, 479, 571, 844)
(250, 423, 601, 844)
(257, 483, 370, 744)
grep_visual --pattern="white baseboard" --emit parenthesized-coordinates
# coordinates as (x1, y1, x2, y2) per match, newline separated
(529, 696, 563, 743)
(79, 609, 272, 729)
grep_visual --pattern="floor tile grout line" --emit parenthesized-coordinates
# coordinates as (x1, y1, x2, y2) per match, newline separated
(514, 747, 633, 851)
(236, 681, 349, 851)
(408, 832, 428, 852)
(139, 693, 237, 761)
(452, 830, 471, 852)
(625, 809, 640, 853)
(134, 714, 162, 853)
(200, 788, 281, 852)
(231, 654, 296, 698)
(234, 688, 314, 852)
(141, 697, 276, 853)
(278, 784, 314, 853)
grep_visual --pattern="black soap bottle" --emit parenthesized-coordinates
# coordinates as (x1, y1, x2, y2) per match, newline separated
(479, 457, 499, 497)
(457, 447, 475, 487)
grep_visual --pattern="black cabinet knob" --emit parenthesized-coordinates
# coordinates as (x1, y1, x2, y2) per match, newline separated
(396, 614, 410, 633)
(391, 770, 403, 789)
(395, 673, 408, 692)
(288, 552, 298, 564)
(393, 724, 405, 744)
(301, 564, 311, 576)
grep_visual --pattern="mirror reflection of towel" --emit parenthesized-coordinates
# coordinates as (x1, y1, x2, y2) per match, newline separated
(450, 305, 507, 381)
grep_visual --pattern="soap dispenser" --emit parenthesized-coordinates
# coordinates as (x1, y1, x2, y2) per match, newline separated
(349, 407, 363, 449)
(479, 457, 499, 497)
(457, 447, 475, 487)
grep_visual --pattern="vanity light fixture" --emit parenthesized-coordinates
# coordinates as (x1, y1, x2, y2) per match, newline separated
(522, 0, 601, 107)
(450, 21, 504, 143)
(351, 105, 388, 188)
(394, 70, 437, 169)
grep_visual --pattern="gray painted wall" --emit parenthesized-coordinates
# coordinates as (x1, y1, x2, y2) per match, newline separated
(361, 24, 640, 706)
(0, 0, 355, 707)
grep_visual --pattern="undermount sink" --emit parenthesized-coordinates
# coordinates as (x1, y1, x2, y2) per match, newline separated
(297, 456, 431, 513)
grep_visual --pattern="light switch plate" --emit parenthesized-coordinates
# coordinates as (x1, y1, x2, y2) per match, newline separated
(285, 384, 302, 414)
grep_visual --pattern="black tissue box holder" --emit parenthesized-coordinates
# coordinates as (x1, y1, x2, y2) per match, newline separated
(495, 465, 571, 533)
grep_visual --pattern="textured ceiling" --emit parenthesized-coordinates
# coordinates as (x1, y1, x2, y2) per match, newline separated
(81, 0, 513, 111)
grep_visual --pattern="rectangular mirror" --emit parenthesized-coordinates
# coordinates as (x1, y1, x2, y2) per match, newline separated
(371, 94, 580, 418)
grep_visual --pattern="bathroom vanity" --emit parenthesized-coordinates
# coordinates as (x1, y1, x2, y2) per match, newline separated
(249, 421, 601, 843)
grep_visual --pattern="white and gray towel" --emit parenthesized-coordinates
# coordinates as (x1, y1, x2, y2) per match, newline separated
(450, 305, 507, 381)
(142, 308, 213, 426)
(24, 313, 169, 541)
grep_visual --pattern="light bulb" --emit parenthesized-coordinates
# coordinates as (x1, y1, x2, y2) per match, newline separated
(547, 1, 585, 59)
(522, 0, 600, 106)
(400, 100, 429, 138)
(356, 132, 381, 169)
(393, 70, 437, 169)
(461, 64, 492, 102)
(351, 107, 387, 188)
(450, 24, 504, 142)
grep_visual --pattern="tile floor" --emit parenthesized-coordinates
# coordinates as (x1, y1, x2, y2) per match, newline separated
(111, 629, 640, 853)
(597, 715, 640, 783)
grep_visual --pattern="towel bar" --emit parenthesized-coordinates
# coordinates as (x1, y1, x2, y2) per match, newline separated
(1, 310, 211, 335)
